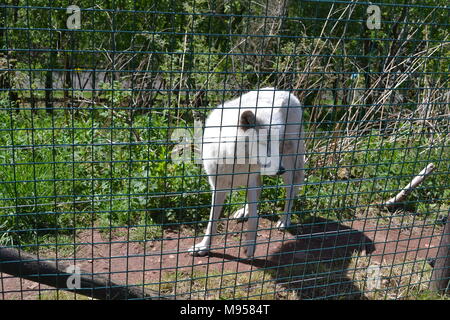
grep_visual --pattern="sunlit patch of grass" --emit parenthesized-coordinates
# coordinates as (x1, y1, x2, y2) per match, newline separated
(144, 250, 450, 300)
(145, 268, 297, 300)
(38, 290, 92, 300)
(346, 251, 449, 300)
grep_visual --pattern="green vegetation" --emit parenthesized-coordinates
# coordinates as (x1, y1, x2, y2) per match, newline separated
(0, 0, 448, 300)
(0, 109, 211, 245)
(0, 109, 447, 247)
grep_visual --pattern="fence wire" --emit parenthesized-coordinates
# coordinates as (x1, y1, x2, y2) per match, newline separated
(0, 1, 449, 300)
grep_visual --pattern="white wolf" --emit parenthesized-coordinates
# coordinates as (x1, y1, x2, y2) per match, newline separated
(189, 88, 305, 258)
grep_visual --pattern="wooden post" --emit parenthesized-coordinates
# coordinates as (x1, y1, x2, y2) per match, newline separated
(429, 213, 450, 294)
(0, 247, 169, 300)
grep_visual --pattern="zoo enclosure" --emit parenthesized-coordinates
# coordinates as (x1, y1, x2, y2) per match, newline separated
(0, 1, 449, 300)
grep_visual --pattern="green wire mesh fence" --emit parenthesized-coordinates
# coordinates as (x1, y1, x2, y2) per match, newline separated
(0, 0, 449, 300)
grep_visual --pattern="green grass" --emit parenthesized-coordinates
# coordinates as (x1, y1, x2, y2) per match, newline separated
(0, 107, 448, 300)
(347, 253, 450, 300)
(1, 108, 448, 247)
(145, 268, 297, 300)
(0, 108, 210, 245)
(145, 252, 450, 300)
(297, 127, 449, 224)
(37, 290, 92, 300)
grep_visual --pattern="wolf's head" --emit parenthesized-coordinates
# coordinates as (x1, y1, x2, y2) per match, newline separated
(238, 109, 285, 176)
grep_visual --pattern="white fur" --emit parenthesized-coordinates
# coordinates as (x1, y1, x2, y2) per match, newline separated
(189, 88, 305, 258)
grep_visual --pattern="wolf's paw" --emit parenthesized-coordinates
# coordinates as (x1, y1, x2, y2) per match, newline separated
(188, 243, 210, 257)
(242, 240, 256, 258)
(232, 206, 249, 221)
(276, 219, 290, 231)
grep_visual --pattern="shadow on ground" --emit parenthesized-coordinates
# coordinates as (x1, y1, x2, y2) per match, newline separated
(210, 217, 375, 299)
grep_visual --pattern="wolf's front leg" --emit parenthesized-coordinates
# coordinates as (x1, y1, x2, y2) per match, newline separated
(277, 153, 304, 231)
(189, 190, 227, 256)
(242, 176, 261, 258)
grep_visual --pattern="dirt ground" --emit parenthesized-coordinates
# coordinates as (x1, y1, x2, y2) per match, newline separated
(0, 216, 442, 300)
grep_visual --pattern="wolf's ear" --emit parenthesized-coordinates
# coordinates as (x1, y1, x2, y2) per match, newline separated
(239, 110, 256, 131)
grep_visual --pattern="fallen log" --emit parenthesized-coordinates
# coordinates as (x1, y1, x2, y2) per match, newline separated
(0, 247, 169, 300)
(384, 163, 436, 208)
